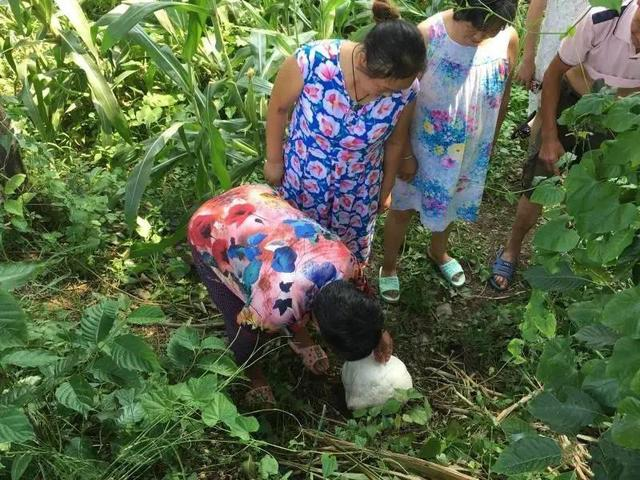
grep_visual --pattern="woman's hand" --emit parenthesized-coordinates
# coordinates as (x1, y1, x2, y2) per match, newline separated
(397, 154, 417, 182)
(516, 57, 536, 90)
(373, 330, 393, 363)
(264, 160, 284, 186)
(539, 137, 564, 175)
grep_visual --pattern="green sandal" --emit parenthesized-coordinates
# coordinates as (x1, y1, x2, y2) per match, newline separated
(430, 255, 466, 287)
(378, 267, 400, 304)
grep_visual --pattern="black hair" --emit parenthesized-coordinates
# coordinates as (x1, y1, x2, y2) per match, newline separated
(362, 0, 426, 79)
(453, 0, 518, 32)
(312, 280, 383, 362)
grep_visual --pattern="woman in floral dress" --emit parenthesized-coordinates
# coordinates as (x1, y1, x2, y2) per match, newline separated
(264, 0, 426, 263)
(379, 0, 519, 300)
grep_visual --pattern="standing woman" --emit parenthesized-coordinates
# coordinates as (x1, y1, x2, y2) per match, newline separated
(517, 0, 590, 116)
(379, 0, 519, 300)
(264, 0, 426, 263)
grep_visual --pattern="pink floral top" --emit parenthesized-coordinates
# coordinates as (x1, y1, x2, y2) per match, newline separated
(188, 184, 361, 333)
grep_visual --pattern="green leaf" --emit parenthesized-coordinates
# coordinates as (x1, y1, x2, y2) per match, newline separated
(130, 220, 188, 258)
(0, 290, 27, 351)
(0, 262, 41, 291)
(524, 263, 589, 292)
(381, 398, 402, 415)
(128, 305, 166, 325)
(607, 337, 640, 392)
(259, 454, 279, 478)
(210, 127, 231, 189)
(586, 229, 635, 265)
(582, 359, 620, 410)
(140, 386, 178, 421)
(0, 407, 33, 443)
(201, 335, 227, 351)
(591, 430, 640, 479)
(68, 51, 130, 141)
(568, 296, 610, 328)
(500, 417, 536, 442)
(492, 435, 562, 474)
(55, 376, 95, 415)
(102, 2, 208, 52)
(574, 323, 619, 348)
(321, 453, 338, 477)
(54, 0, 100, 59)
(110, 334, 160, 372)
(201, 392, 237, 427)
(612, 401, 640, 450)
(602, 288, 640, 338)
(523, 290, 557, 339)
(536, 337, 579, 390)
(529, 387, 602, 435)
(604, 106, 640, 133)
(4, 198, 23, 217)
(4, 174, 26, 195)
(11, 454, 33, 480)
(174, 374, 218, 408)
(588, 1, 622, 14)
(2, 350, 59, 368)
(534, 217, 580, 253)
(530, 180, 565, 206)
(198, 354, 238, 377)
(124, 122, 183, 229)
(565, 163, 638, 235)
(81, 300, 118, 345)
(402, 402, 432, 425)
(167, 326, 200, 368)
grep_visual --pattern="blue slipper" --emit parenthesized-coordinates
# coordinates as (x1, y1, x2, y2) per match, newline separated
(490, 247, 517, 291)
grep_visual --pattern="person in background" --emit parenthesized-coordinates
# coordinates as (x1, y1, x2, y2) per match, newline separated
(491, 0, 640, 290)
(517, 0, 589, 116)
(188, 185, 394, 405)
(379, 0, 519, 301)
(264, 0, 425, 264)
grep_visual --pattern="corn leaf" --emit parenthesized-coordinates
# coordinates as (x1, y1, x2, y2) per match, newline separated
(54, 0, 100, 60)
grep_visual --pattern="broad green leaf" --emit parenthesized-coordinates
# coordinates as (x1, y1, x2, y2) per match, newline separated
(124, 122, 183, 229)
(524, 263, 589, 292)
(55, 376, 95, 415)
(259, 455, 279, 477)
(529, 387, 602, 434)
(199, 354, 238, 377)
(90, 355, 140, 388)
(174, 374, 218, 407)
(2, 350, 59, 368)
(567, 296, 610, 328)
(492, 435, 562, 475)
(500, 417, 536, 442)
(574, 323, 619, 348)
(4, 174, 26, 195)
(0, 262, 41, 291)
(530, 180, 565, 206)
(54, 0, 100, 59)
(534, 217, 579, 253)
(201, 335, 227, 351)
(0, 407, 34, 443)
(612, 402, 640, 450)
(523, 290, 556, 340)
(536, 337, 579, 390)
(210, 126, 231, 189)
(110, 334, 160, 372)
(11, 453, 33, 480)
(140, 386, 178, 421)
(128, 305, 166, 325)
(586, 229, 635, 265)
(0, 290, 27, 351)
(4, 198, 23, 216)
(102, 2, 208, 52)
(167, 326, 200, 368)
(602, 288, 640, 338)
(565, 164, 638, 235)
(604, 106, 640, 133)
(183, 0, 208, 62)
(607, 337, 640, 392)
(81, 300, 118, 345)
(321, 453, 338, 477)
(69, 52, 130, 141)
(582, 359, 620, 409)
(201, 392, 238, 427)
(402, 403, 432, 425)
(591, 431, 640, 480)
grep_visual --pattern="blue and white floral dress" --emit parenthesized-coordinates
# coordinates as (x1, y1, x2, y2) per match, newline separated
(279, 40, 418, 262)
(392, 14, 512, 232)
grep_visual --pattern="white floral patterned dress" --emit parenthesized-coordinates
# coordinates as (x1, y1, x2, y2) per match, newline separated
(392, 14, 512, 232)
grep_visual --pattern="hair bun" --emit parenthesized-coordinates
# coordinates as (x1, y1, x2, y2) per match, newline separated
(372, 0, 400, 23)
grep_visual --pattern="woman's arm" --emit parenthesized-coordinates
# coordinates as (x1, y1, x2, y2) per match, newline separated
(379, 101, 416, 213)
(516, 0, 548, 88)
(264, 55, 304, 185)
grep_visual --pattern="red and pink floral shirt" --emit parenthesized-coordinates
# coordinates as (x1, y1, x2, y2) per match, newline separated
(188, 184, 361, 333)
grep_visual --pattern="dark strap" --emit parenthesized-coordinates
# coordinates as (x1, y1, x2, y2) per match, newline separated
(592, 1, 630, 25)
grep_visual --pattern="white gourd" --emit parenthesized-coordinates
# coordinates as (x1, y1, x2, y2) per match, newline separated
(341, 353, 413, 410)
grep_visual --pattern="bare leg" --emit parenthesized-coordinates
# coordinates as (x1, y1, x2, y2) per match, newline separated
(428, 226, 465, 284)
(493, 195, 542, 289)
(381, 209, 413, 277)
